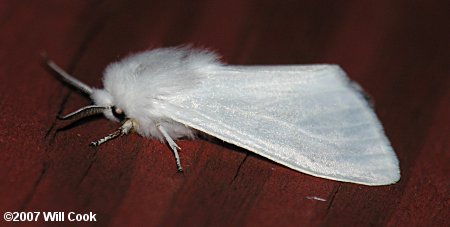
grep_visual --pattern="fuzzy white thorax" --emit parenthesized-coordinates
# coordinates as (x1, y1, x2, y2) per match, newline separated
(91, 47, 221, 141)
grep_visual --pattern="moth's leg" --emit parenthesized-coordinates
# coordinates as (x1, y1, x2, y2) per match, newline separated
(120, 119, 135, 135)
(90, 129, 122, 146)
(157, 124, 183, 172)
(90, 119, 134, 146)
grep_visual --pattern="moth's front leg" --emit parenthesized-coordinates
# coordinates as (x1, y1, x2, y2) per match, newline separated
(90, 119, 135, 146)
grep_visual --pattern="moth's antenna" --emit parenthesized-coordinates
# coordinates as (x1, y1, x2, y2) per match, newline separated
(58, 105, 111, 121)
(43, 55, 94, 95)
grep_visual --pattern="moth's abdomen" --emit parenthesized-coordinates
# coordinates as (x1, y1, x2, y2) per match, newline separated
(135, 118, 196, 141)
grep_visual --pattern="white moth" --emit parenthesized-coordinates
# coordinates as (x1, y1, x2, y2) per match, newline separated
(46, 47, 400, 186)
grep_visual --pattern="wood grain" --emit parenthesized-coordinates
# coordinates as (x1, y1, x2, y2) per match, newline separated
(0, 1, 448, 226)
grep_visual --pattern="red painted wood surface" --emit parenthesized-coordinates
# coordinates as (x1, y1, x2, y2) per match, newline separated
(0, 1, 448, 226)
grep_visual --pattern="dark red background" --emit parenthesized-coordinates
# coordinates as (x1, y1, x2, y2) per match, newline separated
(0, 1, 448, 226)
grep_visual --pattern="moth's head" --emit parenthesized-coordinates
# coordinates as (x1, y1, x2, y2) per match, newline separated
(90, 89, 127, 122)
(46, 58, 128, 123)
(46, 57, 140, 147)
(57, 89, 128, 123)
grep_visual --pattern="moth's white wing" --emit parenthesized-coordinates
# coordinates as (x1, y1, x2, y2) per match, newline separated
(159, 65, 400, 185)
